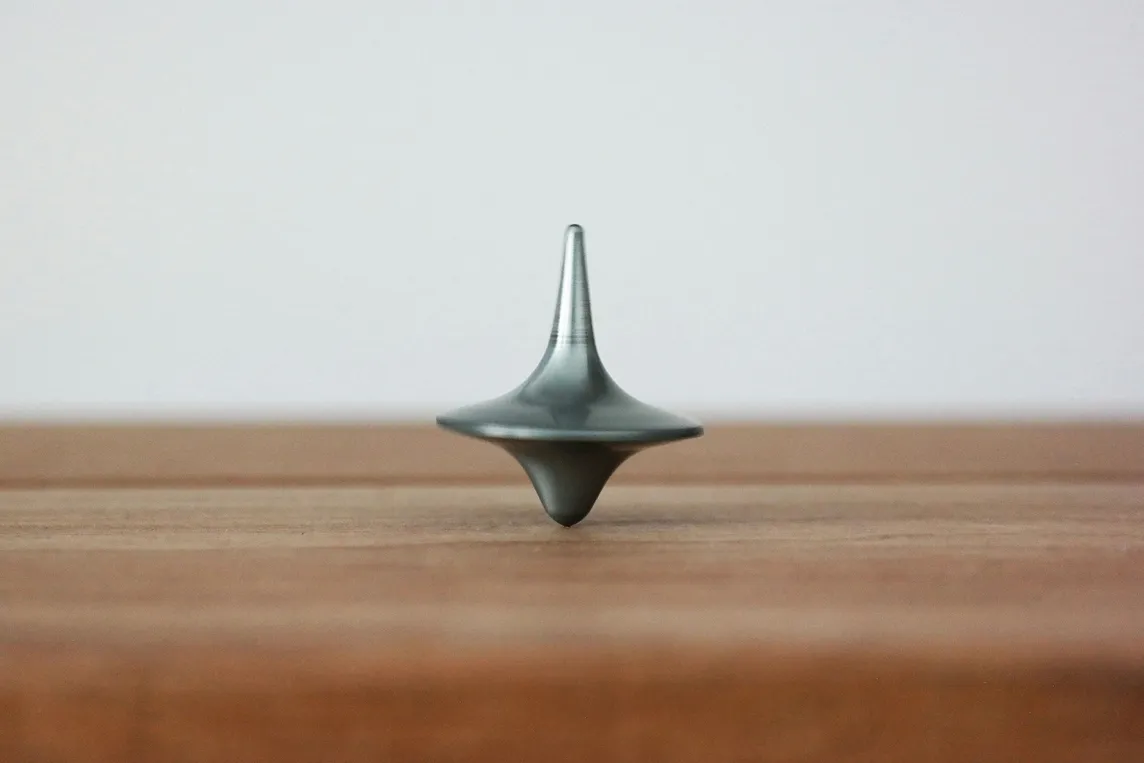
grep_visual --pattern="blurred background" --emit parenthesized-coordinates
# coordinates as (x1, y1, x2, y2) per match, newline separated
(1, 1, 1141, 422)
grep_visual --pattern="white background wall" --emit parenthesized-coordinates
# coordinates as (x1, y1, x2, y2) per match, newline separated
(2, 1, 1141, 420)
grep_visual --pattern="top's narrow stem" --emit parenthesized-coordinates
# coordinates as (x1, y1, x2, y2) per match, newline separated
(549, 224, 595, 346)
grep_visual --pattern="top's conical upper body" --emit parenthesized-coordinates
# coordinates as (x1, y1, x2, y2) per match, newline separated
(436, 224, 702, 526)
(436, 224, 702, 443)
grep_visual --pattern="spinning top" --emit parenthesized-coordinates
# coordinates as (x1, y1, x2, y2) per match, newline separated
(436, 224, 703, 527)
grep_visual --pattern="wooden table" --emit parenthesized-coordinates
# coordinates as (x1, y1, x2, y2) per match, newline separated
(2, 477, 1143, 762)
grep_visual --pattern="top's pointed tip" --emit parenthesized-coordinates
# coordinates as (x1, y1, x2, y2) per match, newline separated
(550, 223, 593, 345)
(561, 223, 586, 269)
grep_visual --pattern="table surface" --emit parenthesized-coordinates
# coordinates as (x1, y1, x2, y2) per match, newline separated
(2, 483, 1143, 762)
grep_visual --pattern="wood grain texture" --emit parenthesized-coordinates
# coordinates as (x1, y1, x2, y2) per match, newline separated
(2, 483, 1143, 762)
(2, 421, 1144, 485)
